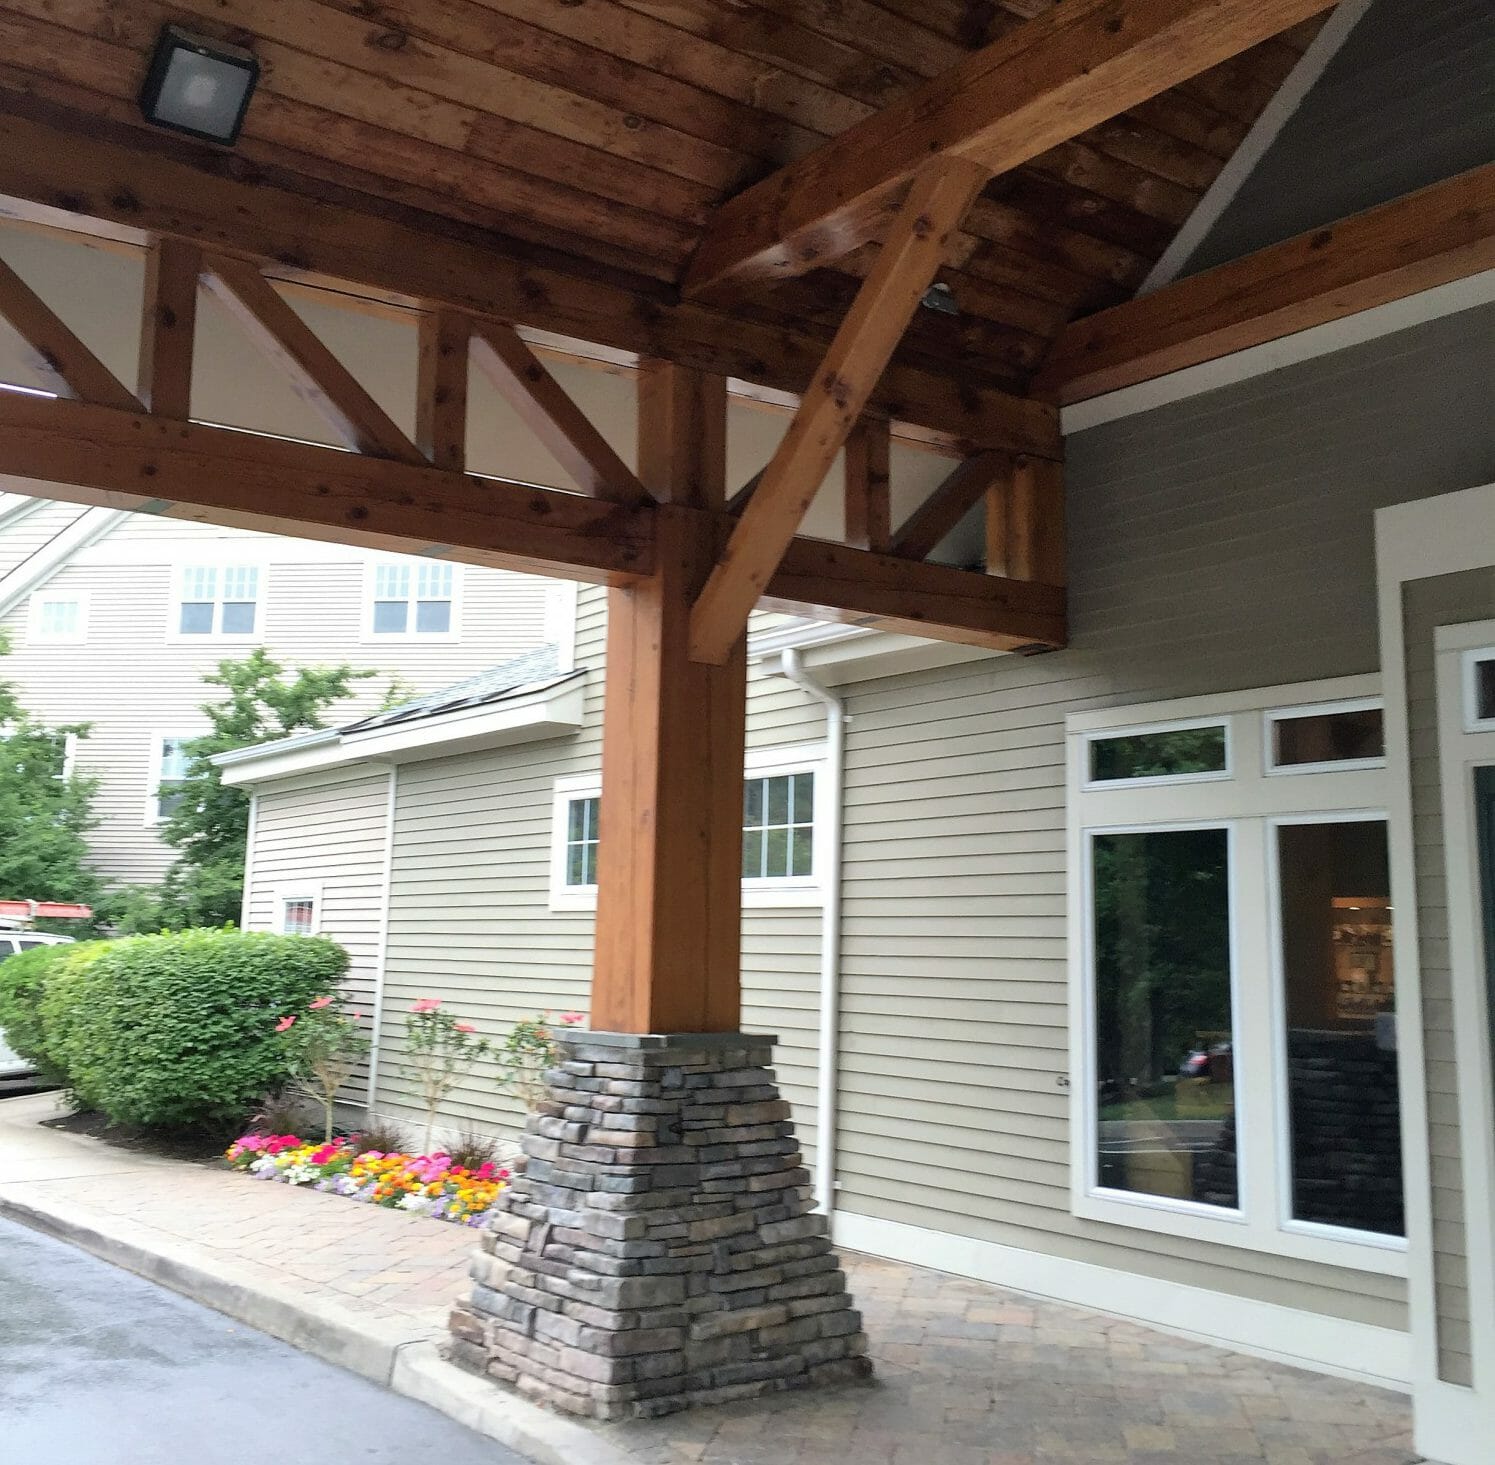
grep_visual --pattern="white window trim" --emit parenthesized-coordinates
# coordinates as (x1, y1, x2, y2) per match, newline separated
(1263, 695, 1387, 776)
(1067, 674, 1406, 1278)
(1461, 646, 1495, 734)
(1081, 714, 1232, 791)
(27, 589, 88, 645)
(57, 731, 78, 783)
(144, 732, 199, 826)
(166, 560, 265, 644)
(361, 556, 463, 642)
(547, 743, 830, 913)
(273, 883, 323, 936)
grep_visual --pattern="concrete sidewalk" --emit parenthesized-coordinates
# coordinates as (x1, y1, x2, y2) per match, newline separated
(0, 1092, 1420, 1465)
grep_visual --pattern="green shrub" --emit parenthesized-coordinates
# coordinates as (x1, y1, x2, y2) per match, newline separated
(42, 929, 348, 1132)
(0, 941, 106, 1080)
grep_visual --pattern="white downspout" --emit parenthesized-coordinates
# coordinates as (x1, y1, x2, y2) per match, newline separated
(365, 764, 399, 1113)
(775, 649, 846, 1218)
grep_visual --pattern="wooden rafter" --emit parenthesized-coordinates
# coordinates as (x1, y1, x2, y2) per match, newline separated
(688, 158, 990, 666)
(637, 361, 728, 509)
(843, 418, 892, 554)
(470, 321, 651, 505)
(0, 388, 1065, 655)
(136, 238, 199, 420)
(1037, 163, 1495, 403)
(683, 0, 1334, 297)
(415, 309, 470, 473)
(891, 451, 1014, 563)
(0, 111, 1058, 458)
(202, 256, 423, 464)
(0, 253, 138, 410)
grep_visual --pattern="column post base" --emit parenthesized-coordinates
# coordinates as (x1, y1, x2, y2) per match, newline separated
(449, 1031, 871, 1419)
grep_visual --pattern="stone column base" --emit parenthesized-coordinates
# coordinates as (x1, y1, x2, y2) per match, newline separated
(448, 1031, 871, 1419)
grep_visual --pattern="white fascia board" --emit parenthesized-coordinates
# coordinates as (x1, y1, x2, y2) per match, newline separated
(0, 505, 127, 618)
(218, 676, 587, 787)
(749, 617, 1000, 686)
(0, 492, 49, 533)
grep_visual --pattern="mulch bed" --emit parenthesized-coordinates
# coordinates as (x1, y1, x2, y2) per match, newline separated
(40, 1108, 230, 1165)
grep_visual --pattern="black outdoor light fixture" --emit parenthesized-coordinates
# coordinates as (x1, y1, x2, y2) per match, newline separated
(139, 25, 259, 146)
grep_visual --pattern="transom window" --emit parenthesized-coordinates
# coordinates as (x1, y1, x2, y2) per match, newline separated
(368, 559, 456, 636)
(1465, 649, 1495, 731)
(175, 564, 259, 638)
(29, 593, 86, 644)
(1068, 676, 1405, 1276)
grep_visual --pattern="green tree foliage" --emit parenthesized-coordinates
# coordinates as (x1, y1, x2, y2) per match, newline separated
(0, 941, 105, 1080)
(40, 929, 349, 1131)
(118, 651, 374, 931)
(0, 633, 102, 926)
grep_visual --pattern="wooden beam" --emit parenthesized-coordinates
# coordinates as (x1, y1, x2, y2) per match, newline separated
(0, 108, 1058, 458)
(136, 238, 199, 419)
(471, 320, 651, 506)
(415, 309, 470, 473)
(766, 537, 1066, 652)
(637, 361, 727, 509)
(592, 505, 747, 1033)
(689, 159, 989, 665)
(0, 390, 649, 583)
(986, 455, 1066, 586)
(201, 255, 424, 464)
(1039, 163, 1495, 403)
(684, 0, 1333, 297)
(0, 389, 1063, 655)
(843, 418, 892, 553)
(890, 451, 1011, 562)
(0, 253, 138, 410)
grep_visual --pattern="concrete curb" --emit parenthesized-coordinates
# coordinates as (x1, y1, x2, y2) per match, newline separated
(0, 1188, 635, 1465)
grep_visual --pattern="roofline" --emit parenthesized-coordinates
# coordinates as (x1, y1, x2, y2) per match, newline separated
(0, 504, 128, 618)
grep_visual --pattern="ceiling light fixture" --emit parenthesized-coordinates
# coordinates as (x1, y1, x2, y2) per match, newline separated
(139, 25, 259, 146)
(920, 282, 960, 317)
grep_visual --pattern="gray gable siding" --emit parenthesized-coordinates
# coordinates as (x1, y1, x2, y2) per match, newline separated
(1184, 0, 1493, 274)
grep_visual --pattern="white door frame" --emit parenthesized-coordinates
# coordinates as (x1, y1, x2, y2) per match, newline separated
(1376, 480, 1495, 1464)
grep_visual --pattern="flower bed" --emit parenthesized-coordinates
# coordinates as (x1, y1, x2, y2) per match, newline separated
(225, 1134, 508, 1227)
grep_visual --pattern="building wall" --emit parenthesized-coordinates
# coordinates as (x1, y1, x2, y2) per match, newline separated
(0, 505, 556, 887)
(1402, 569, 1495, 1387)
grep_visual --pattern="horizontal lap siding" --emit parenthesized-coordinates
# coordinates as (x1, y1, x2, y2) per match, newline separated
(0, 499, 86, 577)
(1403, 570, 1495, 1386)
(0, 507, 552, 888)
(832, 304, 1495, 1333)
(243, 765, 392, 1096)
(374, 588, 827, 1162)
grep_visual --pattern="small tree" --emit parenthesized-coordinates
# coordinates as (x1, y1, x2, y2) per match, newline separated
(277, 995, 371, 1144)
(496, 1011, 586, 1113)
(128, 651, 376, 931)
(0, 633, 102, 928)
(401, 999, 492, 1154)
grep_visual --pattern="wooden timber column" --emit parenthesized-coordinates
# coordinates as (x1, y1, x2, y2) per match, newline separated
(591, 363, 747, 1034)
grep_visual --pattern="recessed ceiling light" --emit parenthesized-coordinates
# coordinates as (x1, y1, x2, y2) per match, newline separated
(139, 25, 259, 146)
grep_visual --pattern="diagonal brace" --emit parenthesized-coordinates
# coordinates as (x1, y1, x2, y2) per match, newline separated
(687, 157, 989, 666)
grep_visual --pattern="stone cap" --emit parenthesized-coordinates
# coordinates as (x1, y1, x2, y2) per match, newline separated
(559, 1030, 780, 1051)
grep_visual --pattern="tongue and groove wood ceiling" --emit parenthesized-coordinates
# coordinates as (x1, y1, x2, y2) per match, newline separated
(0, 0, 1326, 402)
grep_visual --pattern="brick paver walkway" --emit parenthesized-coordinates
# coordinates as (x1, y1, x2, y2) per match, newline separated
(0, 1093, 1419, 1464)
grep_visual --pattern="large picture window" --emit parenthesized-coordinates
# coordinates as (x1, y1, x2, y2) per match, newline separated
(1069, 676, 1405, 1274)
(1092, 826, 1237, 1210)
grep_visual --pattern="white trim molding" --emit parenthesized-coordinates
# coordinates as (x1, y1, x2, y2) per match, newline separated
(833, 1210, 1411, 1392)
(26, 587, 88, 645)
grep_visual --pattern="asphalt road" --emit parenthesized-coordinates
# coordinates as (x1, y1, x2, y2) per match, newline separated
(0, 1215, 528, 1465)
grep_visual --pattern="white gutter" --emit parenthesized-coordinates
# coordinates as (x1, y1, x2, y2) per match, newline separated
(774, 648, 847, 1218)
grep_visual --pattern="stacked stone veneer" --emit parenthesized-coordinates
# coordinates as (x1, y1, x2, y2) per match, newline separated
(448, 1031, 871, 1419)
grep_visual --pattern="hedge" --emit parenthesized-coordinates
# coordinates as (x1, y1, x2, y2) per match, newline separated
(33, 929, 349, 1131)
(0, 941, 106, 1080)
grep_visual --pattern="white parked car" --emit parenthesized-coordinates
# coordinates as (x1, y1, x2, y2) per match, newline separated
(0, 928, 74, 1079)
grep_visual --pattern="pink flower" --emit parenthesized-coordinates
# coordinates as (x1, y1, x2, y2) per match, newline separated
(411, 998, 442, 1013)
(454, 1022, 476, 1034)
(560, 1012, 585, 1026)
(309, 996, 333, 1010)
(275, 1015, 296, 1032)
(497, 1168, 511, 1180)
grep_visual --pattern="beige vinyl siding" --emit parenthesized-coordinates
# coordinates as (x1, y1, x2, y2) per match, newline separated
(1402, 570, 1495, 1386)
(0, 499, 87, 578)
(243, 764, 393, 1026)
(830, 303, 1494, 1334)
(0, 504, 554, 888)
(374, 586, 828, 1161)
